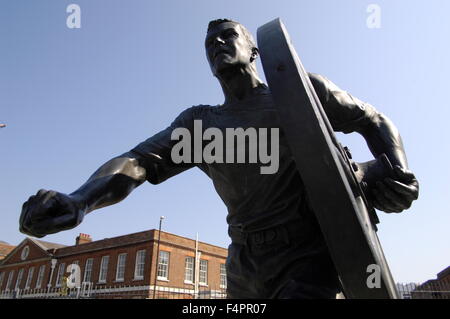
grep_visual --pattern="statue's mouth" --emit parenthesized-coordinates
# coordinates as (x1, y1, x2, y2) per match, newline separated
(214, 50, 229, 59)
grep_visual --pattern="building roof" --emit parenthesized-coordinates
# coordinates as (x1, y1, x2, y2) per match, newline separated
(0, 237, 63, 265)
(32, 238, 67, 251)
(437, 265, 450, 279)
(55, 229, 156, 257)
(0, 242, 16, 258)
(53, 229, 227, 258)
(1, 229, 227, 263)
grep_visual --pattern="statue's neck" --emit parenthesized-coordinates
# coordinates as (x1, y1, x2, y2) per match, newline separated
(217, 66, 265, 105)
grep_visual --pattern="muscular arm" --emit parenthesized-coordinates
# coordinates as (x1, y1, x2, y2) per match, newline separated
(310, 73, 407, 167)
(355, 112, 419, 212)
(353, 107, 408, 169)
(309, 73, 419, 213)
(70, 151, 149, 214)
(19, 151, 153, 238)
(20, 106, 198, 237)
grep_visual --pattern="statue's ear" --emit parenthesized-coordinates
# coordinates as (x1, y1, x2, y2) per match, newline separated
(250, 47, 259, 62)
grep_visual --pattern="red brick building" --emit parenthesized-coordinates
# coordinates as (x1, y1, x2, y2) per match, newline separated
(0, 230, 228, 299)
(410, 265, 450, 299)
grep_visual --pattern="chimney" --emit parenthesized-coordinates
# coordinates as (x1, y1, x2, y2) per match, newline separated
(76, 233, 92, 245)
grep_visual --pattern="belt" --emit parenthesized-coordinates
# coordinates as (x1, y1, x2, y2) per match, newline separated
(228, 219, 311, 246)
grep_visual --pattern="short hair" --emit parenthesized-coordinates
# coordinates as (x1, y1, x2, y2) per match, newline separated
(207, 19, 256, 50)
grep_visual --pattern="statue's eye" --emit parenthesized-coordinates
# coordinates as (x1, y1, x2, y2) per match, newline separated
(223, 30, 238, 39)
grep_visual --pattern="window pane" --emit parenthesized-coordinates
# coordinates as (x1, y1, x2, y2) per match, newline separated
(134, 250, 146, 279)
(0, 272, 5, 289)
(99, 256, 109, 283)
(184, 257, 194, 282)
(116, 253, 127, 281)
(220, 264, 227, 288)
(157, 251, 169, 280)
(56, 263, 65, 287)
(6, 271, 14, 291)
(69, 262, 79, 284)
(36, 266, 46, 288)
(199, 260, 208, 284)
(15, 269, 24, 290)
(83, 258, 93, 282)
(25, 267, 34, 289)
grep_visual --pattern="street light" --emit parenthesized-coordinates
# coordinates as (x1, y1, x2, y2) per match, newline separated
(153, 216, 165, 299)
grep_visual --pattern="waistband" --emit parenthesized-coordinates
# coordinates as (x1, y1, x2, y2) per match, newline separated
(228, 219, 313, 246)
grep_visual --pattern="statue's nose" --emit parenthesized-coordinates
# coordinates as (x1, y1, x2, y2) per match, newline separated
(214, 36, 225, 46)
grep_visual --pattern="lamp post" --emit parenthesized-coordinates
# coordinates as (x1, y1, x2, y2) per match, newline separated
(153, 216, 165, 299)
(47, 259, 57, 294)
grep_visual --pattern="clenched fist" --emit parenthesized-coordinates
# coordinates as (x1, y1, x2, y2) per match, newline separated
(19, 189, 86, 238)
(371, 166, 419, 213)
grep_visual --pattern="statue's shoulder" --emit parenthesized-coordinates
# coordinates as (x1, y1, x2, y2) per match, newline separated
(175, 104, 216, 121)
(190, 104, 215, 111)
(189, 104, 218, 114)
(308, 72, 327, 86)
(307, 72, 333, 99)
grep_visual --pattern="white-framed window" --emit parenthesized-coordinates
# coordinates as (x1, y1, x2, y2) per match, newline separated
(220, 264, 227, 289)
(157, 251, 169, 281)
(15, 268, 24, 290)
(134, 250, 146, 280)
(55, 263, 66, 287)
(83, 258, 94, 283)
(21, 245, 30, 261)
(98, 256, 109, 283)
(184, 256, 194, 284)
(0, 272, 4, 289)
(199, 260, 208, 285)
(25, 267, 35, 290)
(116, 253, 127, 281)
(36, 265, 46, 288)
(6, 270, 14, 291)
(69, 261, 79, 285)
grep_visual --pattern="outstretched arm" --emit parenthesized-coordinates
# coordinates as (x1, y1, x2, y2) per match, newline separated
(20, 106, 199, 238)
(71, 151, 148, 213)
(19, 151, 150, 238)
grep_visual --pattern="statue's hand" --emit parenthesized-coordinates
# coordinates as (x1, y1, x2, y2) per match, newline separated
(19, 189, 85, 238)
(371, 166, 419, 213)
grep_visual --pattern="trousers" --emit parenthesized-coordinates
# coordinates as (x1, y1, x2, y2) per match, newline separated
(226, 221, 341, 299)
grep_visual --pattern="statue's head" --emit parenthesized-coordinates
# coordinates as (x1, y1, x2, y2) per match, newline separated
(205, 19, 259, 77)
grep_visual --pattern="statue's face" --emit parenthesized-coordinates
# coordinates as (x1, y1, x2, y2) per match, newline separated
(205, 22, 254, 76)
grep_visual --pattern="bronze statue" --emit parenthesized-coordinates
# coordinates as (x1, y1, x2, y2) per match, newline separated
(19, 19, 418, 299)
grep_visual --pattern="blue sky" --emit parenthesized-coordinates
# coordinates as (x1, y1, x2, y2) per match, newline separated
(1, 0, 449, 284)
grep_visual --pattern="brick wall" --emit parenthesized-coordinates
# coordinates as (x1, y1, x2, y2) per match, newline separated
(0, 230, 227, 296)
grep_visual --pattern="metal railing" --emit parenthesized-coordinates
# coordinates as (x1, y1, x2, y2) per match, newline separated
(4, 281, 448, 299)
(397, 282, 450, 299)
(0, 283, 227, 299)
